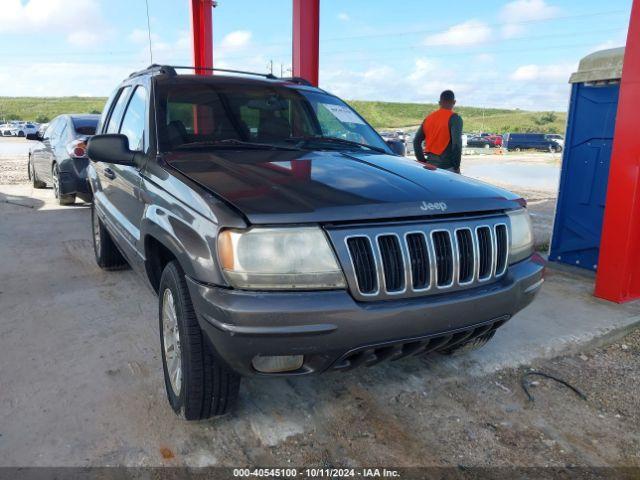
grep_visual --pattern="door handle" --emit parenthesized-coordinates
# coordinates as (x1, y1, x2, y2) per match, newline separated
(104, 167, 116, 180)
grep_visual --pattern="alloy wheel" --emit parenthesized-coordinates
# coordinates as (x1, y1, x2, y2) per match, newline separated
(162, 288, 182, 396)
(92, 209, 101, 252)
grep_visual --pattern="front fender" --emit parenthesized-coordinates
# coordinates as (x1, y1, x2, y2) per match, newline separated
(141, 204, 228, 286)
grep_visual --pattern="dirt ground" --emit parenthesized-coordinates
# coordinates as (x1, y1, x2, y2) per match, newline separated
(1, 137, 638, 469)
(256, 330, 640, 468)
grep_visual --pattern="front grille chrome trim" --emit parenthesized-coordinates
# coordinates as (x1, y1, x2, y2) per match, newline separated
(475, 225, 494, 283)
(454, 227, 476, 286)
(494, 223, 509, 277)
(329, 215, 511, 302)
(374, 233, 407, 295)
(431, 229, 456, 289)
(403, 231, 433, 293)
(344, 235, 380, 297)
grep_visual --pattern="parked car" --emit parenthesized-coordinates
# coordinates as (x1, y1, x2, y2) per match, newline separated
(27, 114, 100, 205)
(486, 134, 503, 147)
(87, 65, 543, 420)
(466, 135, 493, 149)
(8, 122, 38, 137)
(503, 133, 562, 152)
(0, 123, 13, 136)
(379, 130, 406, 156)
(405, 130, 416, 155)
(545, 134, 564, 148)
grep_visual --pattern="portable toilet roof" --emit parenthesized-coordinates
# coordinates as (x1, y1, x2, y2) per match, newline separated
(569, 47, 624, 84)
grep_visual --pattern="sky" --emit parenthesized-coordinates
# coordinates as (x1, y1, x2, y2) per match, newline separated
(0, 0, 632, 111)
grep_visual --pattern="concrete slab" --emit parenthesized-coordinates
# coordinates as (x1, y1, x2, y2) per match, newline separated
(1, 182, 639, 467)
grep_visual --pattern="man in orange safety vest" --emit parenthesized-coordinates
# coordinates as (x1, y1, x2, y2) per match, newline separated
(413, 90, 463, 173)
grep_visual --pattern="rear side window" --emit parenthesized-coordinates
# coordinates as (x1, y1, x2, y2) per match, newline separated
(119, 86, 147, 152)
(43, 118, 59, 140)
(72, 118, 98, 136)
(56, 121, 69, 143)
(106, 86, 132, 134)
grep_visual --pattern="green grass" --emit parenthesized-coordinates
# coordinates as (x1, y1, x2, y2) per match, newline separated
(347, 100, 567, 134)
(0, 96, 567, 134)
(0, 97, 107, 124)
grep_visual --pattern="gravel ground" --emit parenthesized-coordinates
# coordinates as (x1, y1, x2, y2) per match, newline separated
(0, 153, 29, 184)
(256, 330, 640, 467)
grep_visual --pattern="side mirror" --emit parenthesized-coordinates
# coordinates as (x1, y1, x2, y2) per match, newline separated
(87, 134, 135, 165)
(26, 132, 41, 141)
(386, 139, 406, 156)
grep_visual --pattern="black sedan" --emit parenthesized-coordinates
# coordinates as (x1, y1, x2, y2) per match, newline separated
(27, 114, 100, 205)
(466, 135, 493, 149)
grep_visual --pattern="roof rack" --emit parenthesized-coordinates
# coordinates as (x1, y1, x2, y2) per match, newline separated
(129, 64, 177, 78)
(170, 65, 277, 79)
(280, 76, 313, 86)
(127, 65, 314, 85)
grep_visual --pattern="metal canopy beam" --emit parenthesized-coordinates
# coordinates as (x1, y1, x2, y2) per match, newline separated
(292, 0, 320, 86)
(595, 0, 640, 302)
(191, 0, 215, 75)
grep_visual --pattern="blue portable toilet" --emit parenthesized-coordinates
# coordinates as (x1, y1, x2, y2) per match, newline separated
(549, 48, 623, 271)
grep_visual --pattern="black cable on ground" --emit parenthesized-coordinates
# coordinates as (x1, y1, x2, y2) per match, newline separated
(521, 370, 588, 403)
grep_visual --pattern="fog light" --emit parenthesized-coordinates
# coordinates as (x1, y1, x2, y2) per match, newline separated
(252, 355, 304, 373)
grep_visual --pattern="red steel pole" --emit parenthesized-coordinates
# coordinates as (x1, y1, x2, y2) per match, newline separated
(594, 0, 640, 302)
(292, 0, 320, 86)
(190, 0, 215, 75)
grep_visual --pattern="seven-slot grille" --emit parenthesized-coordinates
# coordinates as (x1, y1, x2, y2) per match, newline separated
(333, 218, 509, 301)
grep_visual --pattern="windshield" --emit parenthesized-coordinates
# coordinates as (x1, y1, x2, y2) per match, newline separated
(156, 81, 390, 153)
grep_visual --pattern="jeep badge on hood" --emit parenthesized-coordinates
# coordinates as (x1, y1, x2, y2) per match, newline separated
(420, 201, 448, 211)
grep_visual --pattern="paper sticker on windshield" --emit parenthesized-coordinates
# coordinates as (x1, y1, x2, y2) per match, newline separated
(322, 104, 365, 125)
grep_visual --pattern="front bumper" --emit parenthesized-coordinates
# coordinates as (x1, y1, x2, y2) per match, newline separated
(187, 256, 544, 376)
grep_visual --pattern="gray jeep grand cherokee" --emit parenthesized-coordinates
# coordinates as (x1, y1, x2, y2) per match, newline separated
(87, 65, 544, 420)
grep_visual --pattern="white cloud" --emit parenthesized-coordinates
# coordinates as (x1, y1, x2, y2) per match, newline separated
(220, 30, 252, 50)
(321, 57, 464, 107)
(317, 53, 573, 112)
(66, 30, 102, 47)
(129, 28, 151, 45)
(0, 62, 137, 97)
(474, 53, 495, 64)
(127, 29, 191, 65)
(0, 0, 109, 45)
(510, 63, 575, 82)
(500, 0, 561, 38)
(408, 58, 438, 82)
(424, 20, 492, 47)
(338, 12, 350, 21)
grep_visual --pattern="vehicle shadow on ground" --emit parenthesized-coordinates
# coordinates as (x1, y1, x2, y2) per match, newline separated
(39, 186, 92, 208)
(0, 192, 45, 210)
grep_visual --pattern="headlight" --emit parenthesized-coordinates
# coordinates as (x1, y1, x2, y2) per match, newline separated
(217, 227, 346, 290)
(507, 208, 534, 264)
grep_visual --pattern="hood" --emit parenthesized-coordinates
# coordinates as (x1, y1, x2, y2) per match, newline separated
(165, 149, 522, 225)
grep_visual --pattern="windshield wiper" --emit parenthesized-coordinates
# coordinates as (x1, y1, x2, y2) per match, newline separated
(285, 135, 388, 154)
(173, 139, 301, 151)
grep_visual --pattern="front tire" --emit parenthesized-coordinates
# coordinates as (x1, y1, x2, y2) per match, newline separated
(159, 261, 240, 420)
(91, 203, 128, 270)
